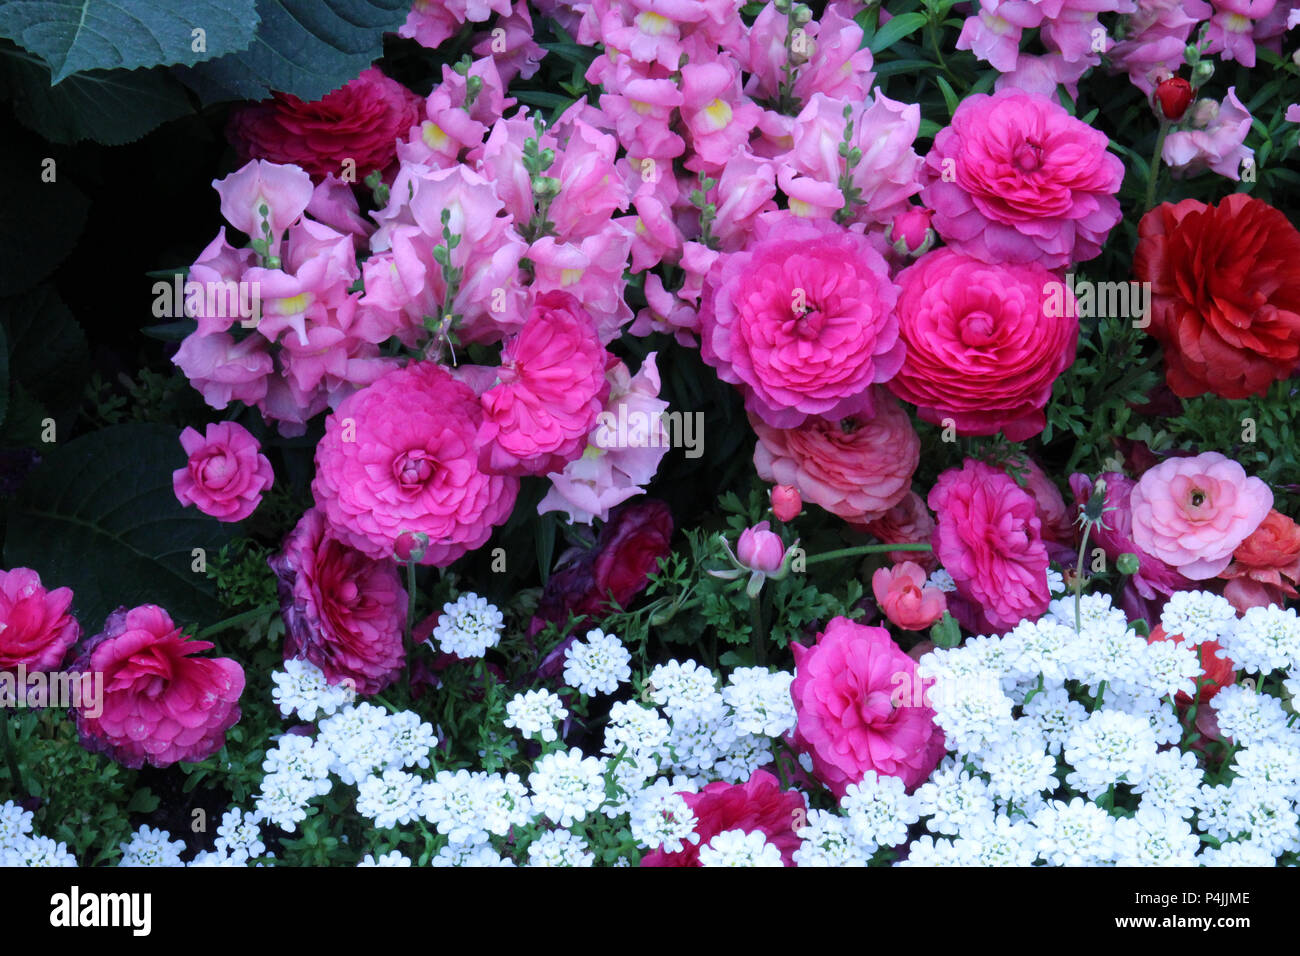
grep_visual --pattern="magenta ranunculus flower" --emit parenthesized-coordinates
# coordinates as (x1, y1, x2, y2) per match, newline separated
(312, 361, 519, 566)
(173, 421, 274, 523)
(752, 388, 919, 526)
(0, 568, 80, 673)
(1129, 452, 1273, 579)
(921, 89, 1125, 268)
(699, 212, 903, 428)
(477, 291, 610, 477)
(788, 617, 946, 797)
(929, 459, 1052, 633)
(269, 509, 407, 696)
(886, 248, 1078, 441)
(72, 605, 245, 769)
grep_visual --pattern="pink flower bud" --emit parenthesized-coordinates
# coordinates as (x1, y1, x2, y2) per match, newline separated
(872, 561, 947, 631)
(771, 484, 802, 522)
(737, 521, 786, 572)
(888, 206, 935, 256)
(394, 530, 429, 563)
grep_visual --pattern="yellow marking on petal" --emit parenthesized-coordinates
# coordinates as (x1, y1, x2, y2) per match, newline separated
(635, 217, 647, 235)
(788, 199, 814, 217)
(561, 268, 585, 286)
(422, 121, 449, 150)
(635, 11, 673, 35)
(583, 443, 606, 460)
(986, 14, 1013, 34)
(277, 292, 313, 315)
(630, 99, 654, 115)
(1225, 12, 1250, 30)
(703, 98, 733, 130)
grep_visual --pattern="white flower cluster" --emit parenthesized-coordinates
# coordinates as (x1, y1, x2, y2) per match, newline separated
(271, 658, 356, 721)
(0, 800, 76, 867)
(430, 593, 505, 659)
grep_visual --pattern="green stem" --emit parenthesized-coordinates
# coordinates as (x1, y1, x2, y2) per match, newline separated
(195, 604, 277, 640)
(1145, 121, 1170, 212)
(749, 597, 767, 667)
(805, 542, 932, 567)
(1073, 521, 1093, 633)
(0, 705, 26, 797)
(1093, 679, 1107, 712)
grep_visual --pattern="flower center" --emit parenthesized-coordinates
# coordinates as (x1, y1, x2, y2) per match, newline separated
(201, 453, 234, 485)
(1013, 140, 1043, 173)
(959, 309, 997, 346)
(1189, 489, 1206, 508)
(394, 450, 436, 491)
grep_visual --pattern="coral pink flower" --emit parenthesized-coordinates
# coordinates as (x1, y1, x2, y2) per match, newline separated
(173, 422, 274, 523)
(1219, 509, 1300, 609)
(885, 248, 1078, 441)
(312, 362, 519, 566)
(226, 67, 422, 182)
(269, 509, 407, 696)
(1130, 452, 1273, 579)
(921, 89, 1124, 268)
(788, 617, 947, 796)
(0, 568, 80, 673)
(700, 212, 903, 428)
(929, 459, 1051, 633)
(477, 292, 610, 477)
(862, 490, 939, 570)
(73, 605, 245, 769)
(1068, 472, 1192, 599)
(737, 521, 786, 572)
(873, 562, 948, 631)
(752, 389, 919, 526)
(770, 485, 802, 522)
(213, 160, 314, 250)
(640, 770, 805, 866)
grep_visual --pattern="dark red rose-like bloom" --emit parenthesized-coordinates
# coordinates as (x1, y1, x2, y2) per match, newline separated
(73, 605, 244, 769)
(269, 508, 407, 696)
(1135, 193, 1300, 399)
(640, 770, 805, 867)
(227, 67, 421, 182)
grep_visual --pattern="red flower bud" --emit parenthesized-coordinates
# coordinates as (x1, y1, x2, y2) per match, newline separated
(771, 484, 802, 522)
(1154, 76, 1193, 121)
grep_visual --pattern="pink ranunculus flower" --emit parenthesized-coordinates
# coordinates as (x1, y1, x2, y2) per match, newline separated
(0, 568, 80, 673)
(752, 388, 920, 526)
(173, 422, 274, 523)
(640, 769, 805, 867)
(477, 291, 610, 477)
(929, 459, 1052, 633)
(737, 521, 786, 572)
(1129, 452, 1273, 579)
(213, 159, 314, 254)
(72, 605, 245, 769)
(269, 509, 407, 696)
(788, 617, 947, 797)
(312, 361, 519, 565)
(538, 352, 671, 524)
(700, 212, 903, 428)
(1162, 87, 1255, 180)
(886, 248, 1078, 441)
(873, 562, 948, 631)
(1068, 472, 1193, 599)
(921, 89, 1125, 268)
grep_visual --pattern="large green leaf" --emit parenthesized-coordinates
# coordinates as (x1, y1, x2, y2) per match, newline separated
(179, 0, 409, 103)
(0, 139, 88, 297)
(0, 0, 259, 82)
(5, 423, 239, 632)
(0, 284, 89, 412)
(0, 49, 192, 145)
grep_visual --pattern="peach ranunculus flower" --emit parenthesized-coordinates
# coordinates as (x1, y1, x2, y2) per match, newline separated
(1219, 508, 1300, 612)
(872, 561, 947, 631)
(1129, 452, 1273, 580)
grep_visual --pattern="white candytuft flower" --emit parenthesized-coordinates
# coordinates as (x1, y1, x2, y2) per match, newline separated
(358, 850, 411, 867)
(430, 593, 504, 658)
(629, 790, 699, 854)
(1222, 605, 1300, 675)
(840, 771, 920, 851)
(563, 629, 632, 697)
(504, 689, 568, 742)
(528, 748, 608, 827)
(1159, 590, 1238, 646)
(356, 769, 424, 830)
(698, 828, 784, 867)
(792, 809, 872, 867)
(119, 825, 187, 867)
(271, 658, 355, 721)
(1032, 798, 1116, 866)
(1063, 709, 1158, 797)
(526, 829, 596, 867)
(215, 808, 265, 859)
(722, 667, 796, 737)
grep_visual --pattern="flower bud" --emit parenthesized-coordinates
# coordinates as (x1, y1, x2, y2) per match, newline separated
(771, 484, 802, 522)
(737, 522, 786, 573)
(1154, 76, 1193, 121)
(1189, 98, 1219, 129)
(1116, 552, 1141, 576)
(1191, 59, 1214, 86)
(394, 530, 429, 563)
(888, 206, 936, 258)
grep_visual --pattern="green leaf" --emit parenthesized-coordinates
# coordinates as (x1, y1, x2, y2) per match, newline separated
(0, 141, 89, 297)
(934, 73, 958, 117)
(141, 318, 199, 342)
(179, 0, 409, 103)
(867, 12, 928, 54)
(0, 284, 89, 412)
(0, 50, 192, 145)
(0, 0, 259, 82)
(5, 422, 239, 633)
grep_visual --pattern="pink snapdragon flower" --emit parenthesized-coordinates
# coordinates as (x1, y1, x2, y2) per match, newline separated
(1162, 87, 1255, 180)
(699, 212, 902, 428)
(788, 617, 947, 796)
(172, 331, 273, 412)
(477, 291, 611, 477)
(1108, 0, 1214, 95)
(921, 89, 1125, 268)
(679, 61, 763, 172)
(401, 0, 512, 50)
(173, 422, 274, 522)
(1129, 452, 1273, 579)
(929, 459, 1051, 633)
(1205, 0, 1275, 65)
(213, 159, 314, 254)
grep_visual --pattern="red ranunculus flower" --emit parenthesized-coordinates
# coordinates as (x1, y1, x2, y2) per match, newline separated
(1219, 508, 1300, 611)
(1135, 194, 1300, 399)
(73, 605, 245, 769)
(227, 67, 422, 182)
